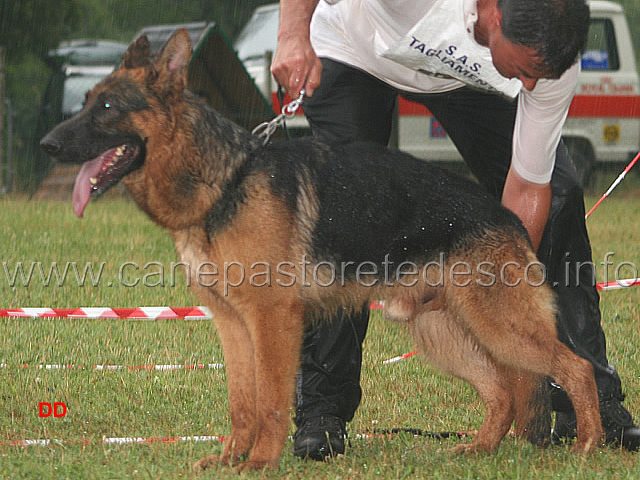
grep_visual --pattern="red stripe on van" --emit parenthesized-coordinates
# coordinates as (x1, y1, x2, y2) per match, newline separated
(568, 95, 640, 118)
(397, 98, 432, 116)
(276, 94, 640, 118)
(396, 95, 640, 118)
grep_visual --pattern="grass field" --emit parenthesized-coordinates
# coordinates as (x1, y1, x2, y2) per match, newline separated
(1, 169, 639, 479)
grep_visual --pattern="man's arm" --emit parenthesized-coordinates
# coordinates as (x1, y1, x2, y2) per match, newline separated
(502, 166, 551, 252)
(504, 65, 580, 250)
(271, 0, 323, 97)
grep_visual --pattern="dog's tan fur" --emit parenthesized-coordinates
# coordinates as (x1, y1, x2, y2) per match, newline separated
(41, 30, 603, 472)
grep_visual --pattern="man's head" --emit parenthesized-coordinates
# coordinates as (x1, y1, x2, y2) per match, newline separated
(497, 0, 590, 78)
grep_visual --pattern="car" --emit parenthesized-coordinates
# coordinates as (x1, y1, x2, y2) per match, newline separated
(33, 40, 127, 194)
(37, 40, 127, 138)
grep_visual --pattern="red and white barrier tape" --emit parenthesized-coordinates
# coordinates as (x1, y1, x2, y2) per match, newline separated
(0, 363, 223, 371)
(1, 302, 386, 319)
(1, 429, 482, 448)
(0, 435, 225, 447)
(5, 282, 639, 321)
(382, 278, 640, 365)
(596, 278, 640, 291)
(382, 351, 419, 365)
(2, 283, 637, 367)
(0, 306, 212, 320)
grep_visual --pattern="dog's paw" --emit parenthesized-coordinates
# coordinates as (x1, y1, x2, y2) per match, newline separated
(233, 459, 277, 473)
(570, 437, 602, 455)
(450, 442, 492, 456)
(192, 454, 220, 472)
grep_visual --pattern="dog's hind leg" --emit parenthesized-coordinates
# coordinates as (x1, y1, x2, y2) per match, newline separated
(408, 310, 517, 454)
(508, 369, 551, 447)
(450, 280, 602, 454)
(545, 344, 602, 453)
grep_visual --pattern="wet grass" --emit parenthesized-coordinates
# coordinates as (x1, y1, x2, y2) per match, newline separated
(0, 169, 639, 478)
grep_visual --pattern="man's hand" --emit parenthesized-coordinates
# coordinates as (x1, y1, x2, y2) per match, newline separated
(501, 167, 552, 252)
(271, 0, 323, 98)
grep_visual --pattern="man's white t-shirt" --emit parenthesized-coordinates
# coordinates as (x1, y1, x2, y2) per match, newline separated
(310, 0, 579, 184)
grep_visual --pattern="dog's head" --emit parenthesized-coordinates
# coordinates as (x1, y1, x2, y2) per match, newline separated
(40, 30, 192, 217)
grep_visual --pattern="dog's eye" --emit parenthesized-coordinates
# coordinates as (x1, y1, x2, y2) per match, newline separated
(98, 95, 115, 110)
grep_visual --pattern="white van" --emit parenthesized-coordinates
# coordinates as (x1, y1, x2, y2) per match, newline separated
(235, 1, 640, 185)
(563, 1, 640, 183)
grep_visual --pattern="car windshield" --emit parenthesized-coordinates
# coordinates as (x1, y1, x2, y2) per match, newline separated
(234, 5, 279, 61)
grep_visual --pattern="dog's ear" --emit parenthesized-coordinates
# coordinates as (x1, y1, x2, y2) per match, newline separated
(151, 29, 192, 93)
(121, 35, 151, 69)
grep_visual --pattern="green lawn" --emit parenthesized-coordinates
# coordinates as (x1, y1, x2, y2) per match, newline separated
(1, 169, 639, 479)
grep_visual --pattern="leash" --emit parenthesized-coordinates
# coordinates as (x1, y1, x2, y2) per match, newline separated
(252, 89, 305, 145)
(276, 85, 291, 140)
(367, 427, 476, 440)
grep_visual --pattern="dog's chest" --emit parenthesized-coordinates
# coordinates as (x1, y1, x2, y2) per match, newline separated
(171, 228, 211, 285)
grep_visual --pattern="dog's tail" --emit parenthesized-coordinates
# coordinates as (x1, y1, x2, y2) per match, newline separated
(512, 372, 552, 447)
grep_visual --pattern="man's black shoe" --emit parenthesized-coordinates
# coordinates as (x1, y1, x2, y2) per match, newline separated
(552, 397, 640, 451)
(293, 416, 347, 460)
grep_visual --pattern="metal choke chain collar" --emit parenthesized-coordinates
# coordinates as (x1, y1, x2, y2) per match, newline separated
(252, 89, 305, 145)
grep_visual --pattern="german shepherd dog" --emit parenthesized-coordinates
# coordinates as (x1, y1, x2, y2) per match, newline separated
(41, 30, 603, 471)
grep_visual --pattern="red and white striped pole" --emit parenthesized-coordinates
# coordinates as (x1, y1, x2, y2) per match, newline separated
(585, 151, 640, 219)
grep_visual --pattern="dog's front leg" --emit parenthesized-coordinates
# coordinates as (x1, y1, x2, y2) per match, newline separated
(193, 306, 258, 471)
(239, 299, 306, 472)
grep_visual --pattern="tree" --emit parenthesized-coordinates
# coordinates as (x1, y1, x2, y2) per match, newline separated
(67, 0, 271, 43)
(0, 0, 80, 62)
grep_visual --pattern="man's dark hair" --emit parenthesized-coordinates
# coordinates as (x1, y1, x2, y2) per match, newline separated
(498, 0, 590, 78)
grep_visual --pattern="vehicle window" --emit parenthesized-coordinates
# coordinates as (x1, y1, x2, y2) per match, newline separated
(62, 74, 107, 117)
(581, 18, 620, 71)
(234, 7, 279, 61)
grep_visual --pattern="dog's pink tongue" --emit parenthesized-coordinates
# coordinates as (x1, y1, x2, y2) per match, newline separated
(72, 155, 105, 218)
